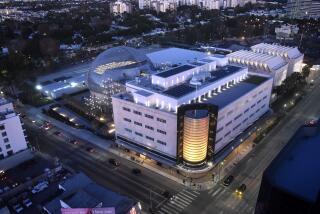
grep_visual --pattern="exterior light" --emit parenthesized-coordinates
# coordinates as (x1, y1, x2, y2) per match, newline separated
(35, 85, 42, 90)
(70, 82, 78, 87)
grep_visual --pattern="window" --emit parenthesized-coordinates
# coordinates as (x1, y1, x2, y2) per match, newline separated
(234, 114, 242, 121)
(135, 132, 143, 137)
(157, 118, 166, 123)
(146, 136, 154, 141)
(263, 95, 268, 100)
(259, 90, 263, 94)
(249, 113, 255, 118)
(7, 150, 13, 156)
(5, 144, 11, 149)
(226, 121, 232, 127)
(216, 127, 223, 133)
(124, 118, 131, 122)
(0, 147, 1, 152)
(0, 154, 4, 160)
(122, 107, 131, 112)
(257, 99, 262, 104)
(2, 132, 7, 137)
(134, 121, 142, 126)
(133, 110, 142, 115)
(125, 128, 132, 133)
(0, 125, 4, 130)
(251, 104, 256, 108)
(224, 131, 231, 137)
(256, 109, 260, 113)
(145, 114, 154, 119)
(157, 140, 166, 145)
(261, 104, 266, 109)
(145, 125, 154, 131)
(243, 118, 248, 123)
(233, 123, 241, 131)
(216, 138, 222, 143)
(244, 108, 250, 114)
(227, 110, 233, 115)
(253, 94, 257, 98)
(218, 115, 225, 121)
(3, 138, 9, 143)
(157, 129, 166, 135)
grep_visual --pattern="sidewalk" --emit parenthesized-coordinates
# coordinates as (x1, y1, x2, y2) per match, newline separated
(21, 103, 273, 191)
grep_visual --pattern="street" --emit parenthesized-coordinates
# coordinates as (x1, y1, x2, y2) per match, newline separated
(25, 119, 184, 212)
(155, 80, 320, 214)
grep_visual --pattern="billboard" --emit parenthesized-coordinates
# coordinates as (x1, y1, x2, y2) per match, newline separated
(61, 208, 115, 214)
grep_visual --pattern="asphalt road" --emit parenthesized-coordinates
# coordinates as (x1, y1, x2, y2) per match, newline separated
(155, 82, 320, 214)
(25, 119, 184, 213)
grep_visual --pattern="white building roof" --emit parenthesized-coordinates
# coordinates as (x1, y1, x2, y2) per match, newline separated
(227, 50, 286, 71)
(251, 43, 303, 60)
(146, 48, 207, 67)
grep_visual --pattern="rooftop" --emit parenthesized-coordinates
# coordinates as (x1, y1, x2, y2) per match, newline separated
(155, 65, 195, 78)
(251, 43, 303, 59)
(146, 47, 207, 66)
(205, 75, 269, 108)
(161, 65, 243, 99)
(264, 120, 320, 203)
(44, 173, 137, 214)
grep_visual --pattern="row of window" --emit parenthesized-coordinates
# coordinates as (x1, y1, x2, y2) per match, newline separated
(216, 104, 267, 142)
(122, 107, 166, 123)
(124, 118, 167, 135)
(124, 128, 167, 146)
(0, 144, 11, 152)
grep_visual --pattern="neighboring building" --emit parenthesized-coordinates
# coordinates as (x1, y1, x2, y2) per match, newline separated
(43, 173, 141, 214)
(112, 56, 273, 169)
(287, 0, 320, 19)
(227, 50, 288, 86)
(275, 24, 299, 41)
(251, 43, 304, 76)
(0, 98, 28, 160)
(138, 0, 256, 12)
(255, 119, 320, 214)
(110, 0, 132, 14)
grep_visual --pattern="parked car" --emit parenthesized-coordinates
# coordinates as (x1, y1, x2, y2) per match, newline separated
(53, 131, 62, 136)
(109, 158, 120, 167)
(235, 184, 247, 195)
(132, 168, 141, 175)
(12, 204, 23, 213)
(22, 198, 32, 207)
(31, 182, 48, 194)
(69, 139, 79, 145)
(223, 175, 234, 186)
(86, 147, 95, 153)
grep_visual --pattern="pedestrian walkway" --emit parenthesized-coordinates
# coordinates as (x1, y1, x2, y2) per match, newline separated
(155, 189, 200, 214)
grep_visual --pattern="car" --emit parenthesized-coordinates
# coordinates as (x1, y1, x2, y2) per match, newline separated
(31, 182, 48, 194)
(12, 204, 23, 213)
(223, 175, 234, 186)
(22, 198, 32, 207)
(53, 131, 62, 136)
(86, 147, 95, 153)
(69, 139, 79, 145)
(132, 168, 141, 175)
(109, 158, 120, 166)
(11, 182, 19, 188)
(235, 184, 246, 195)
(161, 190, 171, 198)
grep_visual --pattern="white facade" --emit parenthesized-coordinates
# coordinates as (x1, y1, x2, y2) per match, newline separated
(251, 43, 304, 77)
(110, 1, 132, 14)
(275, 24, 299, 41)
(112, 54, 273, 163)
(0, 98, 28, 160)
(227, 50, 288, 86)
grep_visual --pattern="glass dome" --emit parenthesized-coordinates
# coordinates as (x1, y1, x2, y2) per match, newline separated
(87, 46, 152, 96)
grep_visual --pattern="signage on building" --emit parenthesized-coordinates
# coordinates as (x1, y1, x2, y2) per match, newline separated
(61, 207, 115, 214)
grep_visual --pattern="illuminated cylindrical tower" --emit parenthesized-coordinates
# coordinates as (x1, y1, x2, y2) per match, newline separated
(182, 109, 209, 166)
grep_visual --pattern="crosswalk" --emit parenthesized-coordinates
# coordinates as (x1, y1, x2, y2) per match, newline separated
(156, 189, 200, 214)
(208, 186, 226, 198)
